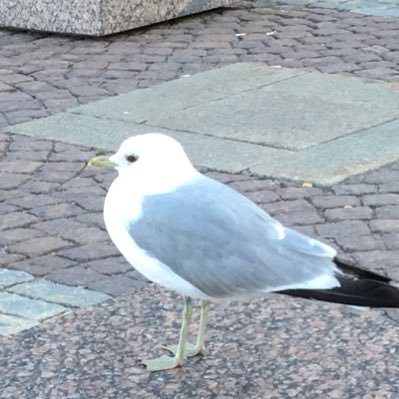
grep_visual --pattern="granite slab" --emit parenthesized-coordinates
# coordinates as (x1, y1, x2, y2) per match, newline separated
(9, 63, 399, 186)
(0, 0, 237, 36)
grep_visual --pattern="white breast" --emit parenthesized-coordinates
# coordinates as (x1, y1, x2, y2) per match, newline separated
(104, 175, 210, 299)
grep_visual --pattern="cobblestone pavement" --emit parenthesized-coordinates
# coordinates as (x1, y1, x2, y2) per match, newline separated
(1, 1, 399, 131)
(0, 268, 109, 335)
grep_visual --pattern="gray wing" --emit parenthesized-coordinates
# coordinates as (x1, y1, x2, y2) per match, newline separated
(129, 175, 338, 298)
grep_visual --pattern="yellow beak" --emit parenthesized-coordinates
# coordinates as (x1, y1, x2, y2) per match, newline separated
(88, 155, 116, 168)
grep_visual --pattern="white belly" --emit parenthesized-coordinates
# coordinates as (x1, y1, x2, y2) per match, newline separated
(103, 178, 209, 299)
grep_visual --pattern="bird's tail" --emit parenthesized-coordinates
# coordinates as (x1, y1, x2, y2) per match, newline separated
(278, 258, 399, 308)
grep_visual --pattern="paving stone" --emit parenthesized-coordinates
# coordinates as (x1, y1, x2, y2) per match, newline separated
(0, 268, 34, 289)
(363, 169, 398, 184)
(7, 236, 72, 257)
(8, 136, 53, 152)
(265, 199, 316, 216)
(335, 235, 386, 252)
(246, 190, 281, 204)
(85, 257, 132, 275)
(58, 242, 121, 262)
(0, 173, 30, 189)
(9, 255, 75, 277)
(46, 266, 106, 286)
(33, 219, 108, 243)
(35, 161, 86, 183)
(18, 179, 60, 194)
(383, 233, 399, 250)
(353, 250, 399, 272)
(274, 210, 324, 226)
(49, 149, 96, 162)
(324, 207, 374, 221)
(75, 213, 104, 229)
(375, 205, 399, 219)
(28, 202, 84, 220)
(229, 179, 279, 193)
(315, 220, 371, 238)
(58, 177, 107, 196)
(362, 194, 399, 207)
(311, 195, 361, 209)
(71, 196, 105, 213)
(0, 189, 21, 202)
(277, 187, 324, 200)
(369, 219, 399, 233)
(1, 212, 39, 230)
(2, 227, 46, 245)
(0, 292, 67, 321)
(5, 109, 49, 125)
(0, 253, 26, 267)
(7, 193, 62, 209)
(333, 184, 378, 195)
(86, 275, 147, 297)
(0, 313, 38, 336)
(379, 181, 399, 193)
(293, 225, 317, 237)
(6, 150, 49, 162)
(0, 203, 18, 215)
(9, 280, 111, 307)
(0, 160, 43, 174)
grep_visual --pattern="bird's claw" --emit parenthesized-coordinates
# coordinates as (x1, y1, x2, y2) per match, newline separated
(142, 354, 185, 372)
(162, 342, 205, 358)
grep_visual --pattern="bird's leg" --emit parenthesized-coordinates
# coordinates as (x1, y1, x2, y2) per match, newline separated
(165, 299, 210, 358)
(142, 296, 193, 372)
(192, 299, 210, 355)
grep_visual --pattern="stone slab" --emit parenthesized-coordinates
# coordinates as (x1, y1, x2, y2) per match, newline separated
(0, 313, 38, 336)
(8, 64, 399, 185)
(69, 64, 306, 123)
(0, 0, 237, 36)
(151, 73, 399, 150)
(0, 292, 67, 321)
(0, 269, 34, 289)
(253, 119, 399, 185)
(9, 280, 111, 308)
(9, 113, 294, 174)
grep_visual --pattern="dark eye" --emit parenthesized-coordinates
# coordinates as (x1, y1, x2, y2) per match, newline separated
(126, 154, 138, 163)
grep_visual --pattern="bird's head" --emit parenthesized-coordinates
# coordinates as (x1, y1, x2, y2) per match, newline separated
(89, 133, 198, 191)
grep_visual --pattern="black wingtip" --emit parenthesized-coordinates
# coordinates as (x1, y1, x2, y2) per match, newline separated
(334, 257, 391, 284)
(278, 258, 399, 308)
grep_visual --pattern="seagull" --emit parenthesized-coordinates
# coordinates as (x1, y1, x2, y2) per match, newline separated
(90, 133, 399, 372)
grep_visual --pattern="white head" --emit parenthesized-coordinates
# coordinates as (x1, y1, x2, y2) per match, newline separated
(109, 133, 198, 193)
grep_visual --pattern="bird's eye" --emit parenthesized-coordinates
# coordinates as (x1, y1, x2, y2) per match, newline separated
(126, 155, 138, 163)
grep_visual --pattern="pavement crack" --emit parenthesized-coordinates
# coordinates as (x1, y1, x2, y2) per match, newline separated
(179, 71, 310, 112)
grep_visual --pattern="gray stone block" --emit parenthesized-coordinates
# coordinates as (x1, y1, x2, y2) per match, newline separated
(0, 313, 38, 336)
(0, 0, 237, 36)
(8, 63, 399, 185)
(0, 292, 67, 321)
(0, 269, 34, 289)
(9, 279, 111, 308)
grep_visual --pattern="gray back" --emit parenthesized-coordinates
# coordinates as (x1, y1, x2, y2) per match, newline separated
(129, 175, 336, 298)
